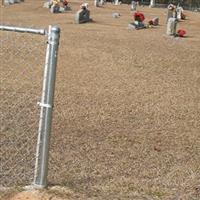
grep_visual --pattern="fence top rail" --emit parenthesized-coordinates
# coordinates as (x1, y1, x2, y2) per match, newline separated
(0, 24, 47, 35)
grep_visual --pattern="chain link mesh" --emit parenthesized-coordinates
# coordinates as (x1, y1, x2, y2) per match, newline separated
(0, 28, 46, 187)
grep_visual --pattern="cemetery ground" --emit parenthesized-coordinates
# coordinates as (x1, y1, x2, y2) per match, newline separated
(1, 0, 200, 199)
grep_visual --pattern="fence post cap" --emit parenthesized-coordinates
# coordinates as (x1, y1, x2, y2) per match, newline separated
(50, 26, 60, 34)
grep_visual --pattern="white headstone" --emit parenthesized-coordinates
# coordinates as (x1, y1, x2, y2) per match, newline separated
(94, 0, 99, 7)
(149, 0, 155, 8)
(114, 0, 120, 5)
(43, 1, 51, 8)
(176, 6, 183, 20)
(166, 17, 177, 36)
(131, 1, 137, 11)
(112, 12, 120, 18)
(9, 0, 15, 4)
(99, 0, 104, 6)
(4, 0, 11, 5)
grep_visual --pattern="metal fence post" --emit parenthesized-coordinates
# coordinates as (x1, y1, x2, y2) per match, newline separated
(33, 25, 60, 188)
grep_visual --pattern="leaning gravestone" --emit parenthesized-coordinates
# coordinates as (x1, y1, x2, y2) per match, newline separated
(75, 8, 91, 24)
(131, 1, 137, 11)
(166, 17, 177, 36)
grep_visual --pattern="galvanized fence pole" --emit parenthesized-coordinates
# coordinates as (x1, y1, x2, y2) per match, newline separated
(33, 25, 60, 188)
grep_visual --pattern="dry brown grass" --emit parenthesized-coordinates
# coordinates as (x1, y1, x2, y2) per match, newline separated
(1, 0, 200, 199)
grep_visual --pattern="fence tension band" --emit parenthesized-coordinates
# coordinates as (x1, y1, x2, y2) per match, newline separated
(37, 102, 52, 108)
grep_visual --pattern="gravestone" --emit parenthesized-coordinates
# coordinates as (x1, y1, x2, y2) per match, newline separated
(166, 17, 177, 36)
(43, 1, 52, 8)
(149, 0, 155, 8)
(114, 0, 121, 5)
(128, 21, 145, 30)
(167, 9, 173, 22)
(4, 0, 11, 5)
(131, 1, 137, 11)
(48, 0, 70, 13)
(99, 0, 104, 5)
(94, 0, 99, 7)
(166, 4, 176, 23)
(176, 6, 183, 20)
(4, 0, 15, 5)
(50, 4, 60, 13)
(112, 13, 120, 18)
(75, 8, 91, 24)
(4, 0, 22, 5)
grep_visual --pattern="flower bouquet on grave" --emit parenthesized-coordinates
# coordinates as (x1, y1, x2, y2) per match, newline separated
(133, 12, 145, 22)
(177, 29, 186, 37)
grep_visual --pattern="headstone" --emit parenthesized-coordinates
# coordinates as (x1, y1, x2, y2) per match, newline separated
(63, 5, 71, 11)
(94, 0, 99, 7)
(48, 0, 70, 13)
(75, 8, 91, 24)
(131, 1, 137, 11)
(50, 4, 60, 13)
(3, 0, 23, 5)
(166, 17, 177, 36)
(112, 13, 120, 18)
(128, 21, 145, 30)
(176, 6, 183, 20)
(4, 0, 11, 5)
(59, 6, 66, 12)
(9, 0, 15, 4)
(43, 1, 51, 8)
(167, 4, 176, 23)
(114, 0, 121, 5)
(149, 0, 155, 8)
(128, 23, 136, 30)
(99, 0, 104, 5)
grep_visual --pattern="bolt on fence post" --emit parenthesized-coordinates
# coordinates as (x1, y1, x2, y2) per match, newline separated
(33, 25, 60, 188)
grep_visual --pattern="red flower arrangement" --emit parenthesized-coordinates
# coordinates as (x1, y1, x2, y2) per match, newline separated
(134, 12, 145, 22)
(177, 29, 186, 37)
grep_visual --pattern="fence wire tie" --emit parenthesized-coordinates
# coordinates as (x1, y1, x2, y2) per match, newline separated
(37, 102, 52, 108)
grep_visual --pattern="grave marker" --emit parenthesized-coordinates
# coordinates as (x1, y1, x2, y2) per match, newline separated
(75, 7, 91, 24)
(114, 0, 121, 6)
(166, 17, 177, 36)
(94, 0, 99, 7)
(149, 0, 155, 8)
(166, 4, 176, 23)
(131, 1, 137, 11)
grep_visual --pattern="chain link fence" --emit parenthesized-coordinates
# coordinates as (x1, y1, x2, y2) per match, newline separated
(0, 25, 60, 191)
(119, 0, 200, 10)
